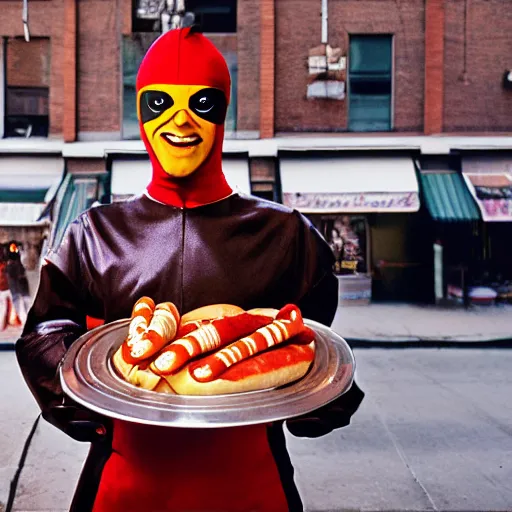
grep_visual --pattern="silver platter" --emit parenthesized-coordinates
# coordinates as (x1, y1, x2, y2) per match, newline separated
(60, 318, 355, 428)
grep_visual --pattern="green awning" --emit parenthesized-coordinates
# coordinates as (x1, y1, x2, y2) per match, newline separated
(50, 173, 109, 250)
(0, 189, 48, 203)
(419, 171, 480, 221)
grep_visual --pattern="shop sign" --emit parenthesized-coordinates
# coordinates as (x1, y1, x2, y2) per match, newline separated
(463, 173, 512, 222)
(283, 191, 420, 212)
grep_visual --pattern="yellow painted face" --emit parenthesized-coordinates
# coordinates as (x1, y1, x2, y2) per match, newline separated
(138, 84, 227, 178)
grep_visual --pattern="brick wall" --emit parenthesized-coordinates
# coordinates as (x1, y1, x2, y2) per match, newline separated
(1, 0, 510, 140)
(275, 0, 425, 133)
(259, 0, 275, 138)
(250, 157, 275, 181)
(237, 0, 260, 132)
(67, 158, 107, 173)
(444, 0, 512, 132)
(424, 0, 445, 134)
(0, 0, 64, 135)
(6, 38, 50, 87)
(78, 0, 121, 135)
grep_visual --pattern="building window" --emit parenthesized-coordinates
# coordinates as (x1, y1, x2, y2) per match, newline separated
(133, 0, 236, 33)
(3, 37, 50, 138)
(186, 0, 236, 33)
(122, 33, 238, 139)
(348, 35, 392, 132)
(122, 33, 159, 139)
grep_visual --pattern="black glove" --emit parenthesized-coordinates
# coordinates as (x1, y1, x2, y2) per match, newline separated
(46, 399, 112, 443)
(286, 380, 364, 438)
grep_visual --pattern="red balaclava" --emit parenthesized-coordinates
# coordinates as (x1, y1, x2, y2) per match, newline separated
(136, 27, 232, 208)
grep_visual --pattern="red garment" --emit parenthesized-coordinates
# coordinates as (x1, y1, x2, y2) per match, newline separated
(93, 28, 289, 512)
(0, 262, 8, 291)
(93, 421, 289, 512)
(138, 28, 232, 208)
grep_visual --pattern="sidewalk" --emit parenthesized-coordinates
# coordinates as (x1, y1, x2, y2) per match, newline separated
(332, 302, 512, 345)
(0, 325, 22, 347)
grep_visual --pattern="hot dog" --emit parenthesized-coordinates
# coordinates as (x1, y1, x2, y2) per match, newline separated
(122, 301, 180, 365)
(149, 312, 273, 376)
(189, 304, 304, 382)
(165, 340, 315, 396)
(112, 302, 316, 396)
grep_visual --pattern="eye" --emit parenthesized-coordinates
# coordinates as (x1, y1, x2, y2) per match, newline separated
(147, 92, 173, 113)
(189, 88, 227, 125)
(195, 96, 214, 114)
(140, 90, 174, 123)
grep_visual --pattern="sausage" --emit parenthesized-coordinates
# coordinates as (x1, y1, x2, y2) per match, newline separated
(122, 301, 180, 365)
(189, 304, 305, 382)
(123, 297, 155, 348)
(150, 312, 272, 376)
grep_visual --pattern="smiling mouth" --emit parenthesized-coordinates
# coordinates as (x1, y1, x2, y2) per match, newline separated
(161, 132, 202, 148)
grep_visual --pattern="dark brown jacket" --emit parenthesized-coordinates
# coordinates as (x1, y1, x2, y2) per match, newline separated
(16, 193, 364, 511)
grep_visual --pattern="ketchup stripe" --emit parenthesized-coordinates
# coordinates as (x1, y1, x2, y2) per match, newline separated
(150, 312, 273, 375)
(173, 338, 195, 356)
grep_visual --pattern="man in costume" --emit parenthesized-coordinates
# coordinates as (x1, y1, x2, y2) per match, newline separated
(16, 27, 363, 512)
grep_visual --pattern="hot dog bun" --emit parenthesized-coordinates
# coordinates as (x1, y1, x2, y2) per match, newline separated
(180, 304, 244, 324)
(112, 346, 162, 390)
(247, 308, 279, 318)
(163, 342, 315, 396)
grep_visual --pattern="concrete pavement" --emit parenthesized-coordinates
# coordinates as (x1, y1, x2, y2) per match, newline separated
(331, 302, 512, 345)
(2, 348, 512, 511)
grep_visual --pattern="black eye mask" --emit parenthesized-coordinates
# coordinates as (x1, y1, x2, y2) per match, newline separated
(188, 88, 227, 125)
(140, 88, 227, 126)
(140, 91, 174, 124)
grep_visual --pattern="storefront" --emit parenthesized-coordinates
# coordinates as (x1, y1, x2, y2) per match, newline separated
(461, 154, 512, 304)
(0, 154, 64, 322)
(109, 154, 252, 201)
(417, 161, 482, 306)
(279, 153, 421, 303)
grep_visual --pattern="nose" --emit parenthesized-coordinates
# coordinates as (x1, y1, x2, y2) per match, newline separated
(172, 109, 193, 128)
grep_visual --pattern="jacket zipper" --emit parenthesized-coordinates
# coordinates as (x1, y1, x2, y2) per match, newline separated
(179, 208, 186, 313)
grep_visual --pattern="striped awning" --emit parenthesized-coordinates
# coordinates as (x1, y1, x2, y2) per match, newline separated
(419, 171, 480, 221)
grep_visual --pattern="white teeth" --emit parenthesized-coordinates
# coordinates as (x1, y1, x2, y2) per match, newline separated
(164, 134, 200, 144)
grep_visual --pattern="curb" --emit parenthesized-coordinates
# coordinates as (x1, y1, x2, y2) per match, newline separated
(346, 337, 512, 349)
(4, 339, 512, 351)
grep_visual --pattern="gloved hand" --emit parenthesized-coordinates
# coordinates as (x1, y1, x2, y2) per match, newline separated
(45, 399, 112, 443)
(286, 380, 364, 438)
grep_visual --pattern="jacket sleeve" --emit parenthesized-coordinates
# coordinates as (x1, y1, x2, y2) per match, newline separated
(286, 211, 364, 438)
(16, 219, 110, 443)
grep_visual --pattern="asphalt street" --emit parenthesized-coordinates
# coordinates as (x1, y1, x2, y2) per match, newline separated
(1, 348, 512, 512)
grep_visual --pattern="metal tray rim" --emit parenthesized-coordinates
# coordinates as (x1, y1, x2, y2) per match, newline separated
(60, 318, 355, 428)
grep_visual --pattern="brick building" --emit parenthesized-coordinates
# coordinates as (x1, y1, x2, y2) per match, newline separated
(0, 0, 511, 304)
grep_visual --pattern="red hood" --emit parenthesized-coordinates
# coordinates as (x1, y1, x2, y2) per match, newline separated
(136, 27, 232, 208)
